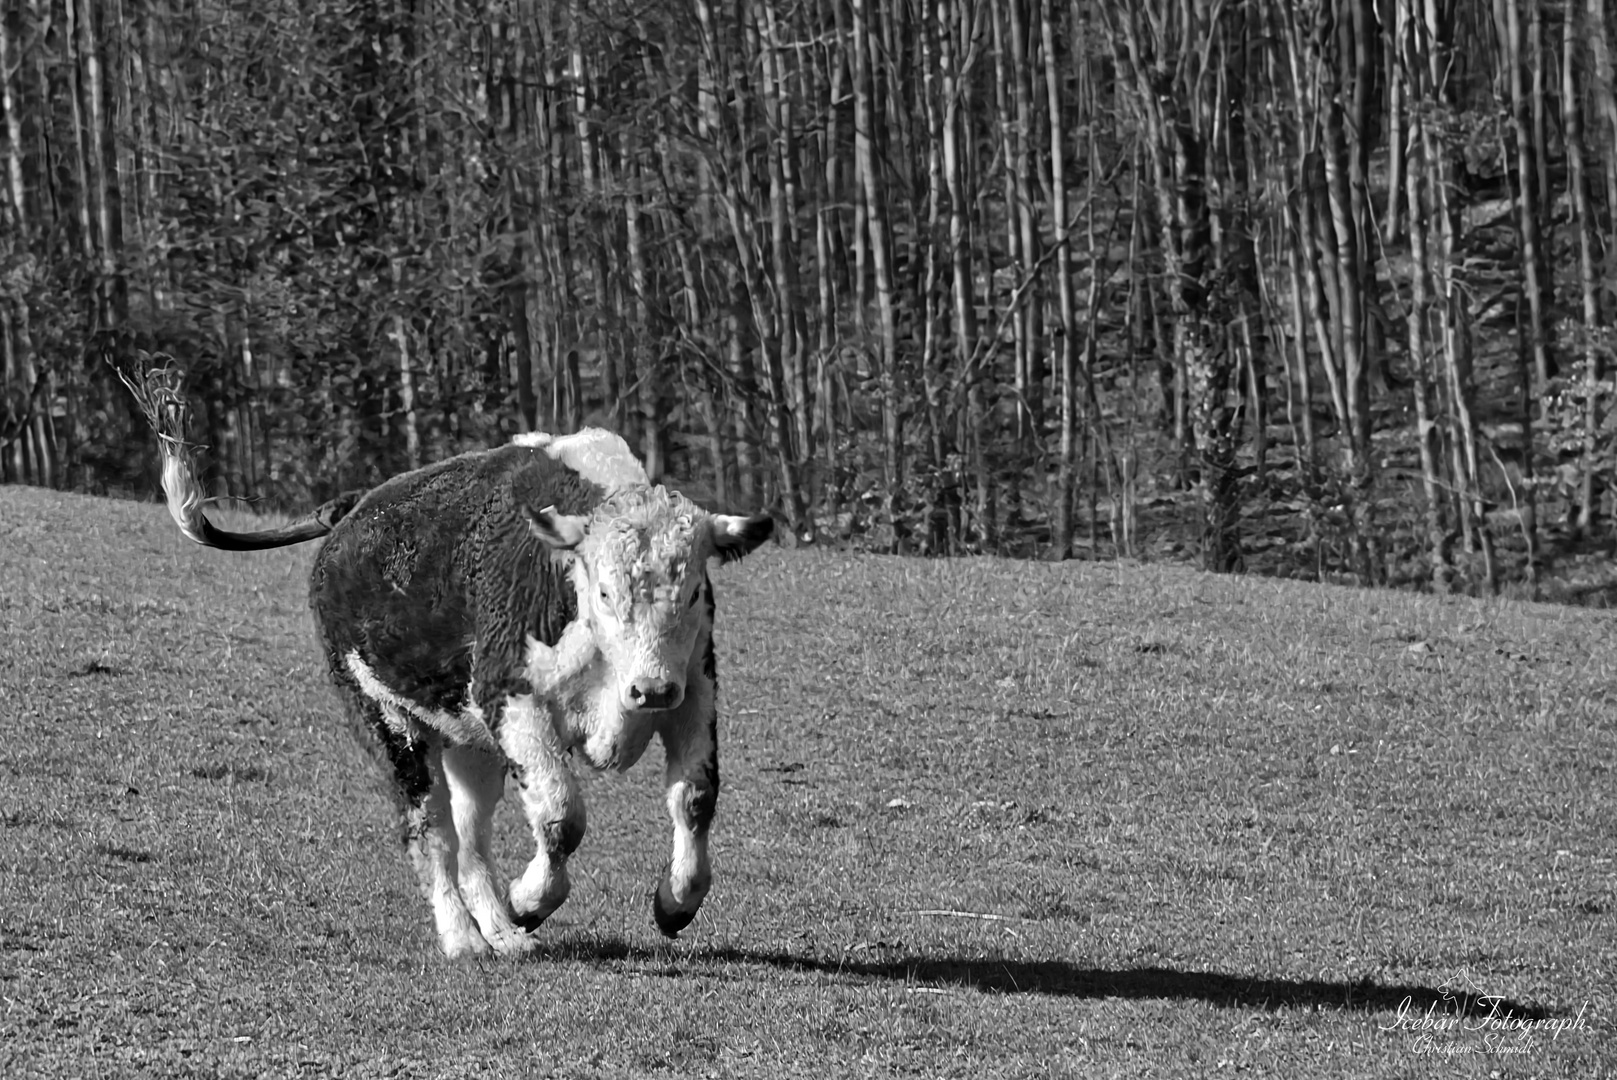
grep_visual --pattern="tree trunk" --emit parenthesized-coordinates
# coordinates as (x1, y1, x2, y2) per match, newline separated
(1568, 0, 1605, 538)
(1105, 0, 1242, 573)
(1318, 0, 1377, 583)
(851, 0, 903, 532)
(1499, 0, 1542, 586)
(1009, 0, 1044, 442)
(1042, 0, 1078, 560)
(1500, 0, 1553, 390)
(1399, 5, 1453, 592)
(754, 0, 807, 531)
(941, 0, 979, 551)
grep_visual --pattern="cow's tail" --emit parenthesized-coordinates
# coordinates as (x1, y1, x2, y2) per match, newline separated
(115, 353, 363, 552)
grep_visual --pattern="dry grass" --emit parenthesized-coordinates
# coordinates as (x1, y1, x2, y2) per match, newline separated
(1, 485, 1612, 1078)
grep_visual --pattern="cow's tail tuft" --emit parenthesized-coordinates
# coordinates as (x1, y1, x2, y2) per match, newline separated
(113, 351, 363, 552)
(113, 353, 214, 546)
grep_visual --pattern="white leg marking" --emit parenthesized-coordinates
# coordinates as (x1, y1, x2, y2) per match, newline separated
(653, 671, 717, 937)
(499, 694, 585, 925)
(442, 745, 535, 956)
(411, 743, 487, 958)
(663, 780, 708, 902)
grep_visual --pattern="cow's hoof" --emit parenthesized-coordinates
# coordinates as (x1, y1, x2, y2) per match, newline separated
(510, 906, 550, 933)
(652, 883, 698, 939)
(435, 897, 493, 959)
(439, 926, 492, 959)
(509, 867, 569, 928)
(484, 925, 541, 957)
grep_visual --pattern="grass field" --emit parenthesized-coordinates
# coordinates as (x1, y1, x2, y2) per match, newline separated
(1, 484, 1613, 1079)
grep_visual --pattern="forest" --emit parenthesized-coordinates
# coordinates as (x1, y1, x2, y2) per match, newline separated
(1, 0, 1613, 599)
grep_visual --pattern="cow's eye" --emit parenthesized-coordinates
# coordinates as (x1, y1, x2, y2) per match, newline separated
(598, 585, 611, 604)
(687, 586, 701, 608)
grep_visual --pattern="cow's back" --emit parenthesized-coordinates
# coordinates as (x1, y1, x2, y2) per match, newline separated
(309, 445, 602, 717)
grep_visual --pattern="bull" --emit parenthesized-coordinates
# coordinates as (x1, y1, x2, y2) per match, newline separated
(121, 361, 772, 957)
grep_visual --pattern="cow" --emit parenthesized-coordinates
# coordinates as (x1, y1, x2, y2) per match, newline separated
(121, 362, 772, 958)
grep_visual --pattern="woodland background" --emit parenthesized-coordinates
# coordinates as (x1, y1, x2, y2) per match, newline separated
(3, 0, 1616, 599)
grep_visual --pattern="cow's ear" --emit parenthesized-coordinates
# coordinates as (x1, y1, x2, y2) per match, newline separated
(526, 504, 589, 550)
(709, 512, 773, 563)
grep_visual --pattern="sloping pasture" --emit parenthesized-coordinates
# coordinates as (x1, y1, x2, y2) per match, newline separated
(1, 485, 1611, 1078)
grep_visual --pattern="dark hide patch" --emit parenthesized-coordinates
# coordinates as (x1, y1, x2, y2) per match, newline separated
(701, 584, 718, 683)
(544, 816, 585, 857)
(310, 445, 601, 741)
(330, 679, 432, 811)
(714, 512, 774, 563)
(691, 585, 720, 836)
(466, 454, 597, 724)
(685, 754, 719, 836)
(379, 722, 432, 811)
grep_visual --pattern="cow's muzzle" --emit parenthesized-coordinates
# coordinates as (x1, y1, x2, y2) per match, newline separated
(628, 678, 683, 711)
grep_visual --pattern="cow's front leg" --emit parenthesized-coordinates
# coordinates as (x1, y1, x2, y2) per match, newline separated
(441, 743, 535, 956)
(653, 676, 718, 938)
(497, 693, 586, 928)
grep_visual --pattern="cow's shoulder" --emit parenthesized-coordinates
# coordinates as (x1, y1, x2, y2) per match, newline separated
(464, 446, 607, 716)
(489, 443, 605, 522)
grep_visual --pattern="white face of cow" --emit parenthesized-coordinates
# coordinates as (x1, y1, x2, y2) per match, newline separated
(527, 487, 771, 712)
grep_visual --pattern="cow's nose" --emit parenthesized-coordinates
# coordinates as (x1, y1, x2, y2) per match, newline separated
(629, 679, 681, 711)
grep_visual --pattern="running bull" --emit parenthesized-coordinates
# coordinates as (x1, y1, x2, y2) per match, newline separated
(122, 362, 771, 957)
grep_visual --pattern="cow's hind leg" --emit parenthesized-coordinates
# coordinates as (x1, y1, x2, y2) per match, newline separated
(410, 741, 490, 957)
(497, 694, 585, 928)
(440, 743, 535, 955)
(653, 679, 719, 938)
(351, 687, 488, 958)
